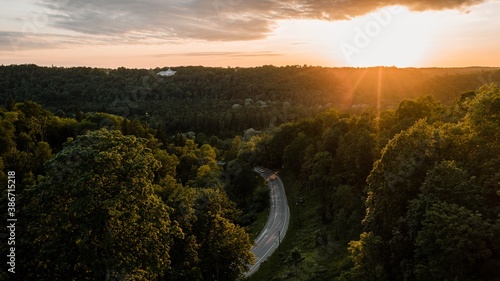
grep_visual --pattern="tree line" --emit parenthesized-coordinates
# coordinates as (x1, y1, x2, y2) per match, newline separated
(1, 64, 498, 137)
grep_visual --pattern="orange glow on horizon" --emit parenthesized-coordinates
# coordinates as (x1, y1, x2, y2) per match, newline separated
(0, 2, 499, 68)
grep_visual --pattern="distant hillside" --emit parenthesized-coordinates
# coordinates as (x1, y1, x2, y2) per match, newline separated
(1, 64, 498, 135)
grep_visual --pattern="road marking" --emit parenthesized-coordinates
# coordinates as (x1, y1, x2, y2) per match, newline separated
(254, 228, 268, 245)
(248, 241, 278, 274)
(246, 166, 290, 277)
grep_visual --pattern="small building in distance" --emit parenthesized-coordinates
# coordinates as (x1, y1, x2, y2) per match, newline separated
(157, 69, 176, 76)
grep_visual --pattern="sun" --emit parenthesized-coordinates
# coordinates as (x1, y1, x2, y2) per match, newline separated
(258, 6, 447, 68)
(333, 6, 437, 67)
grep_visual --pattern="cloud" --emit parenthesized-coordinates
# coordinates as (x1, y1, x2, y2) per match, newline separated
(31, 0, 487, 42)
(0, 30, 179, 52)
(153, 51, 283, 58)
(275, 0, 487, 19)
(0, 31, 81, 51)
(34, 0, 274, 41)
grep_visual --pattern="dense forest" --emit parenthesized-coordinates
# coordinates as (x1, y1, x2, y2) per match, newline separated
(0, 100, 265, 280)
(250, 84, 500, 281)
(0, 65, 499, 280)
(1, 64, 499, 136)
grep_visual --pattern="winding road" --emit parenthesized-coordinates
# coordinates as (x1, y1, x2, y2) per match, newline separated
(245, 167, 290, 277)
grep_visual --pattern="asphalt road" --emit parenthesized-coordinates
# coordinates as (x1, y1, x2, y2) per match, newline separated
(245, 167, 290, 277)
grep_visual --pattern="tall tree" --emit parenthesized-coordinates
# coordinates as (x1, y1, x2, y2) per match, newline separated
(20, 129, 181, 280)
(193, 188, 255, 281)
(414, 202, 493, 281)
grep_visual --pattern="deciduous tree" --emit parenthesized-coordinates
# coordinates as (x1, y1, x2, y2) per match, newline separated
(20, 129, 181, 280)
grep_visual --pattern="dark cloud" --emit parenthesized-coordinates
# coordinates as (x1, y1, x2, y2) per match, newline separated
(34, 0, 487, 42)
(275, 0, 486, 19)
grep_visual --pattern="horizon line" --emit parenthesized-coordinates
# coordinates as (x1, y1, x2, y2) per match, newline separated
(2, 63, 500, 70)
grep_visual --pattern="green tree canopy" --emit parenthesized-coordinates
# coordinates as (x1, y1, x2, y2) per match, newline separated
(20, 129, 181, 280)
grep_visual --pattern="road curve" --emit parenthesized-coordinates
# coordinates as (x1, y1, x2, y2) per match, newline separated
(245, 167, 290, 277)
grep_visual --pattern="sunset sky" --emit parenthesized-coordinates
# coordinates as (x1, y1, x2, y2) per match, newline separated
(1, 0, 499, 68)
